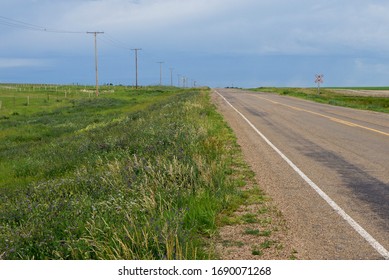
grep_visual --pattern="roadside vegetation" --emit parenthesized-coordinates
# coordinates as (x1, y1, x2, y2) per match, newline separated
(250, 87, 389, 113)
(0, 85, 283, 260)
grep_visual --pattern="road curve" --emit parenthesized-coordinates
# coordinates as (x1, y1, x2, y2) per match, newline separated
(213, 88, 389, 260)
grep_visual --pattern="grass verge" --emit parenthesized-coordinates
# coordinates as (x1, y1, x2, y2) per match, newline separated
(0, 86, 252, 260)
(250, 87, 389, 113)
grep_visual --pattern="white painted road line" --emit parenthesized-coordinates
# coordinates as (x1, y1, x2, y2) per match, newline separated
(214, 89, 389, 260)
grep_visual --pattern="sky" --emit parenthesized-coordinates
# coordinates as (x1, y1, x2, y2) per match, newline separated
(1, 0, 389, 88)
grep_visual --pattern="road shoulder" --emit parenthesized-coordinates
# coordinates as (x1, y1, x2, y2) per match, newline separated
(211, 90, 298, 260)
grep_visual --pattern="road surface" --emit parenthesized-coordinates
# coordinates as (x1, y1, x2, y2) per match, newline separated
(213, 88, 389, 260)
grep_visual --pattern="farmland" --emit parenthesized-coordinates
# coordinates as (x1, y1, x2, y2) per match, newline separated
(250, 87, 389, 113)
(0, 85, 284, 260)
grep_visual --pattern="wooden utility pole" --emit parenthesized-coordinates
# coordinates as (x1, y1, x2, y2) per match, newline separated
(157, 62, 164, 85)
(131, 48, 142, 89)
(87, 31, 104, 96)
(169, 68, 174, 87)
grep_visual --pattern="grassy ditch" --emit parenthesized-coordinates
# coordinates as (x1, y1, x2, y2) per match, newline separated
(250, 87, 389, 113)
(0, 86, 249, 260)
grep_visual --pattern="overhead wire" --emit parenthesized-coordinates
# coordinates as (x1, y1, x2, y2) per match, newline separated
(100, 33, 131, 50)
(0, 15, 133, 49)
(0, 15, 177, 85)
(0, 16, 42, 31)
(0, 15, 85, 34)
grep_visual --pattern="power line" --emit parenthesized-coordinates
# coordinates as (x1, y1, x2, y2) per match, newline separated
(0, 15, 42, 31)
(101, 34, 131, 49)
(0, 16, 130, 47)
(0, 15, 84, 34)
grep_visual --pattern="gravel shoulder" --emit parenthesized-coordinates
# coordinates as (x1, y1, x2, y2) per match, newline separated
(211, 91, 298, 260)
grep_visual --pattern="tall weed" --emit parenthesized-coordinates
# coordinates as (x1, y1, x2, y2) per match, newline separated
(1, 88, 241, 259)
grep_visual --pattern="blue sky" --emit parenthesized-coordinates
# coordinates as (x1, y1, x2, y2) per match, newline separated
(1, 0, 389, 87)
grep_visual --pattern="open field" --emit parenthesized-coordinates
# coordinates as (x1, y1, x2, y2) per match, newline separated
(0, 85, 290, 260)
(327, 86, 389, 91)
(329, 89, 389, 97)
(0, 84, 117, 116)
(249, 87, 389, 113)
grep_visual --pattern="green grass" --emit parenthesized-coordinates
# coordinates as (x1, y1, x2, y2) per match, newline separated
(244, 228, 272, 236)
(0, 85, 179, 190)
(251, 248, 263, 256)
(260, 240, 275, 249)
(0, 85, 247, 260)
(326, 86, 389, 90)
(250, 87, 389, 113)
(245, 229, 272, 237)
(241, 213, 258, 224)
(244, 228, 260, 235)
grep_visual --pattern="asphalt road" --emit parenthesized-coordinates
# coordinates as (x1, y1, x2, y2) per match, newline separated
(214, 88, 389, 260)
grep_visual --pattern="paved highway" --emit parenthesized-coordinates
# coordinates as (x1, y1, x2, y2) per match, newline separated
(214, 88, 389, 259)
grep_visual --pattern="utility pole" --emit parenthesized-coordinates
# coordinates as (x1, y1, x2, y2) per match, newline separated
(157, 62, 164, 85)
(87, 31, 104, 96)
(169, 68, 174, 87)
(131, 48, 142, 89)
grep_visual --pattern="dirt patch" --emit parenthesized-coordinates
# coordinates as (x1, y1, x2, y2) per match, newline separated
(215, 199, 297, 260)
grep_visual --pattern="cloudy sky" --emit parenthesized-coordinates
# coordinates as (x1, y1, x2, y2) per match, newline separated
(1, 0, 389, 87)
